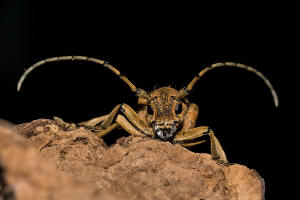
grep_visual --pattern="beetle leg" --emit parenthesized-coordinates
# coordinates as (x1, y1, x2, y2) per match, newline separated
(78, 114, 108, 126)
(97, 114, 152, 137)
(97, 104, 153, 136)
(54, 104, 153, 137)
(115, 114, 149, 136)
(94, 103, 154, 137)
(120, 104, 153, 136)
(78, 105, 124, 137)
(53, 116, 77, 131)
(181, 103, 199, 130)
(99, 105, 122, 129)
(81, 104, 153, 137)
(94, 123, 118, 137)
(55, 104, 123, 131)
(98, 114, 153, 137)
(174, 126, 228, 164)
(53, 114, 109, 131)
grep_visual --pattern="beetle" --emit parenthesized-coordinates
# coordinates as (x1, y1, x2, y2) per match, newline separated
(17, 56, 278, 165)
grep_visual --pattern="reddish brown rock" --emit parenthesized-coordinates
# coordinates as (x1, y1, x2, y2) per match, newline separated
(13, 119, 265, 200)
(0, 120, 118, 200)
(15, 119, 107, 182)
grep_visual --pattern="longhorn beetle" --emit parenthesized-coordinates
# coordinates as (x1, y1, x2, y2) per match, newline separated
(17, 56, 279, 165)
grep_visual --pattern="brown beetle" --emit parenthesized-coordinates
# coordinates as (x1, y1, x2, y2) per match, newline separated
(18, 56, 278, 165)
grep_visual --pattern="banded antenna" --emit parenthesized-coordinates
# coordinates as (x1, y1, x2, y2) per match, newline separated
(177, 62, 279, 107)
(17, 56, 150, 99)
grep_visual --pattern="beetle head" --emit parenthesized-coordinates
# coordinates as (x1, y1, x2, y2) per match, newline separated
(138, 87, 188, 141)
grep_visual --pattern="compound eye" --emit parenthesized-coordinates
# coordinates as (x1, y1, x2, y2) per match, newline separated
(175, 103, 182, 114)
(147, 105, 154, 115)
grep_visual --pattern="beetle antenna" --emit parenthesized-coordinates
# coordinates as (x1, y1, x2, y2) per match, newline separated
(17, 56, 150, 99)
(177, 62, 279, 107)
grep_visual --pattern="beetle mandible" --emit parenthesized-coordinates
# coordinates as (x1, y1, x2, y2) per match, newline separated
(17, 56, 279, 165)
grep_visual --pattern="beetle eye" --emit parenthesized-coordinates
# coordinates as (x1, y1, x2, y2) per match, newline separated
(147, 105, 154, 115)
(175, 103, 182, 114)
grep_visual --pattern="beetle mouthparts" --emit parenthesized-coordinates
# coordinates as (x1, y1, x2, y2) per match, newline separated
(155, 128, 176, 141)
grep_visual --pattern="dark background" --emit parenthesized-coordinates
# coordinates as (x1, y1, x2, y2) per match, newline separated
(0, 1, 296, 199)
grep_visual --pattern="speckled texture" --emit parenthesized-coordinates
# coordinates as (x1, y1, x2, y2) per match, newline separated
(0, 121, 117, 200)
(12, 119, 265, 200)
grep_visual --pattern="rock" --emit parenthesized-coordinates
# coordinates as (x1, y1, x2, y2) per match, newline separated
(15, 119, 107, 182)
(13, 119, 265, 200)
(0, 120, 118, 200)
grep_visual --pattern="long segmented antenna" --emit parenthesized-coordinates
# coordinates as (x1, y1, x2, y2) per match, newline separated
(17, 56, 150, 99)
(177, 62, 279, 107)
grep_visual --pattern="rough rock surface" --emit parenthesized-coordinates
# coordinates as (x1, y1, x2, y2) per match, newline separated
(0, 120, 117, 200)
(2, 119, 265, 200)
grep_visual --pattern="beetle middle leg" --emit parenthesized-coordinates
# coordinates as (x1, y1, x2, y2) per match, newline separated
(55, 104, 154, 137)
(174, 126, 229, 165)
(53, 114, 110, 132)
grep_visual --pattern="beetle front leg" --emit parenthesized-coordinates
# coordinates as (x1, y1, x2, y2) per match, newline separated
(174, 126, 228, 165)
(181, 103, 199, 130)
(115, 114, 151, 137)
(81, 104, 154, 137)
(99, 103, 154, 137)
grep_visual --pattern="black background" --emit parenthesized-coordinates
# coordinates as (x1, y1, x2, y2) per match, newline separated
(0, 1, 296, 199)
